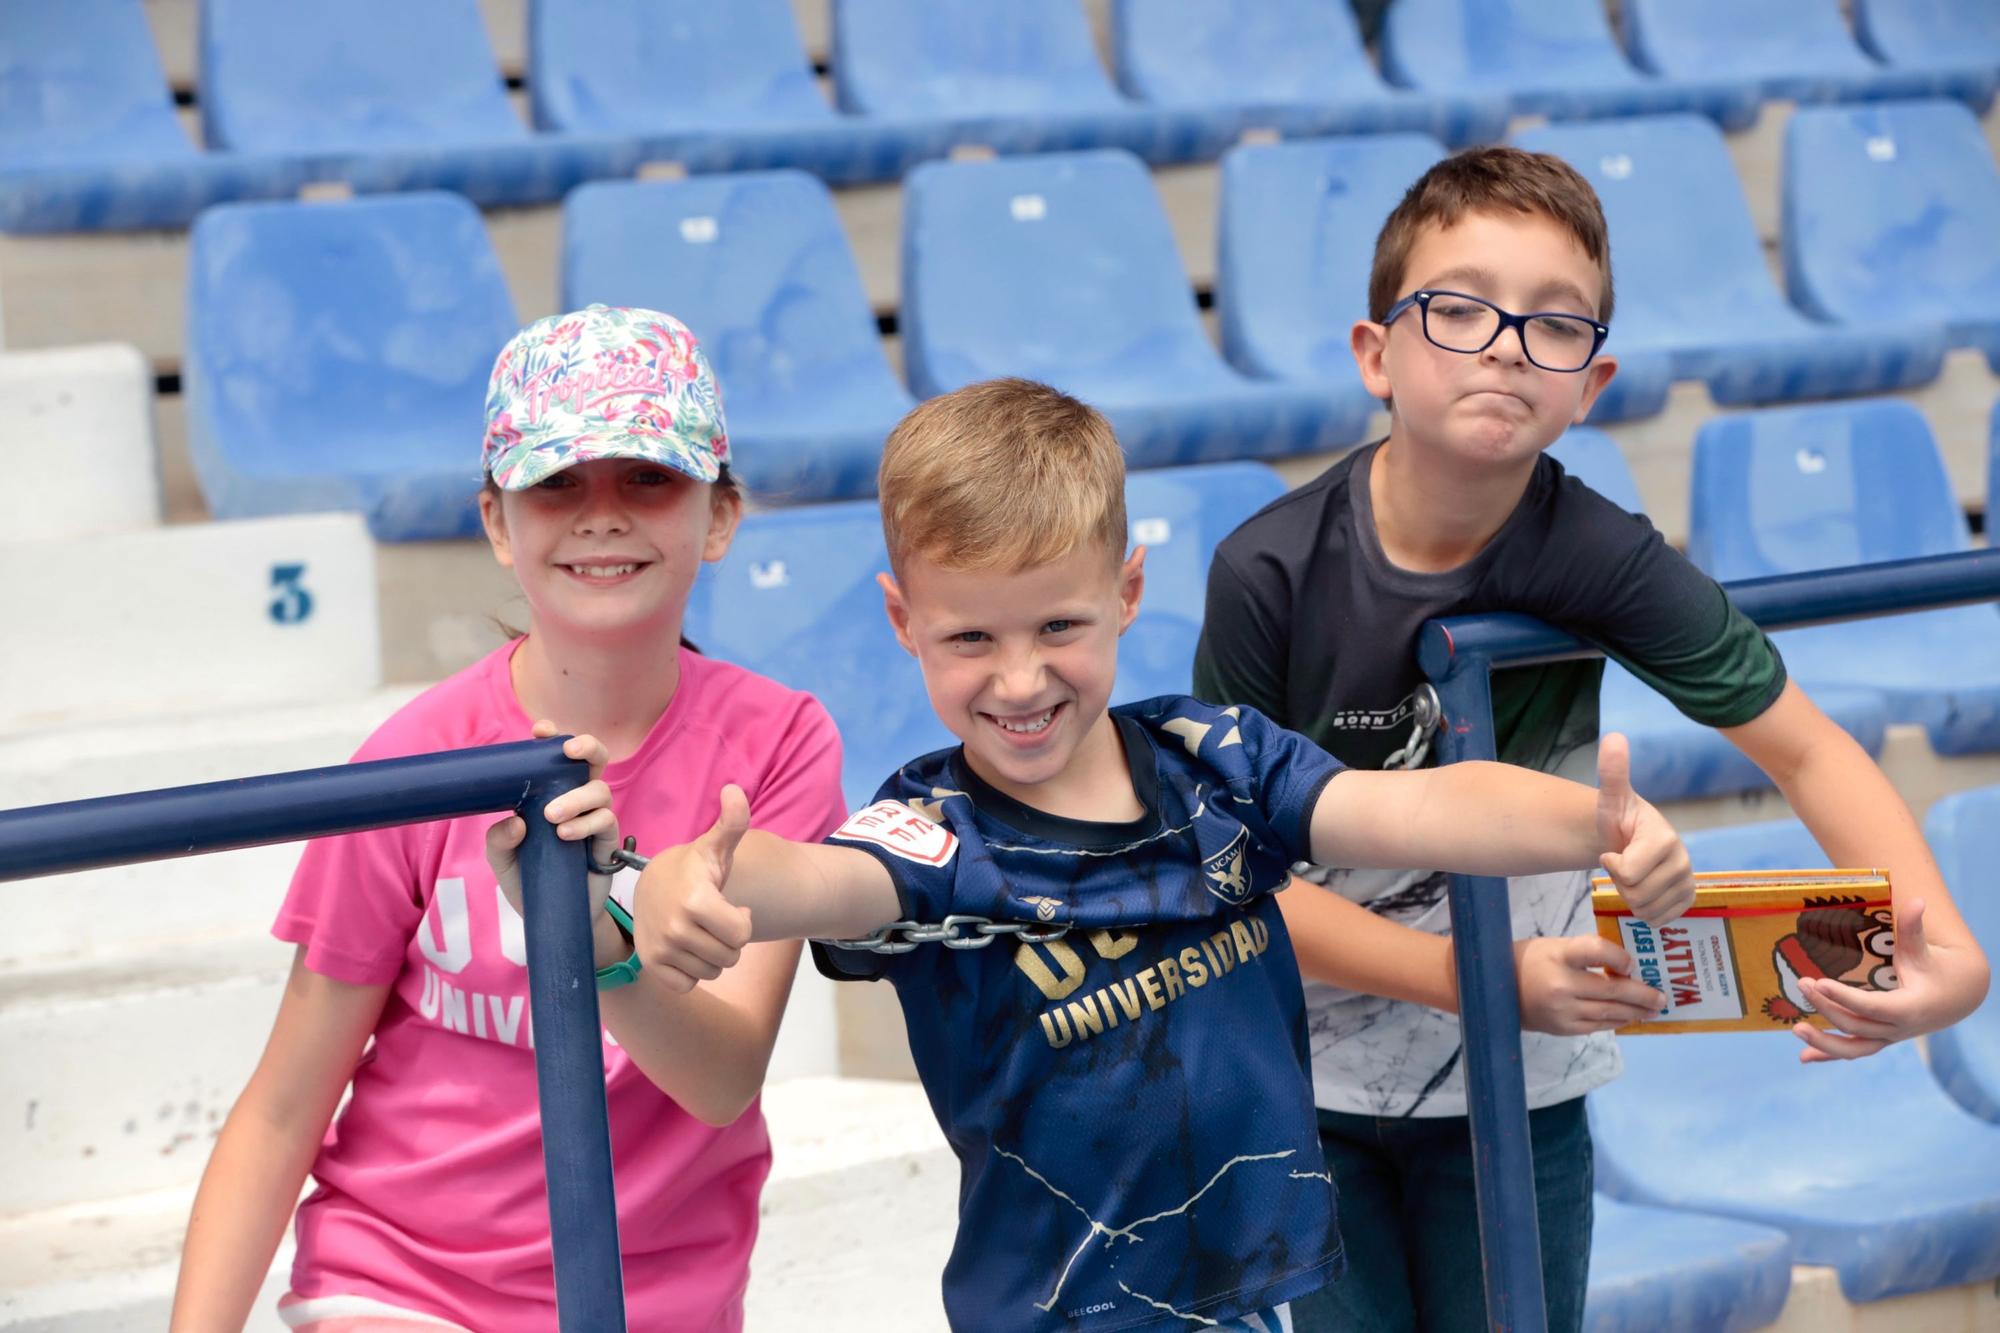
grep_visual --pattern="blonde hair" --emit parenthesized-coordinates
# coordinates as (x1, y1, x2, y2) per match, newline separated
(878, 378, 1127, 573)
(1369, 145, 1615, 324)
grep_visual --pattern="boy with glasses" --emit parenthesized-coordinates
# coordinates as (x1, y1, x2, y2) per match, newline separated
(1195, 146, 1990, 1332)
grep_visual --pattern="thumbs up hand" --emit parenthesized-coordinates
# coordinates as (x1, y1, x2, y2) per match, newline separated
(634, 784, 758, 993)
(1594, 733, 1695, 927)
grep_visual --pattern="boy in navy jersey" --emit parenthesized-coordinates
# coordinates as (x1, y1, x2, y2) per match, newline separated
(631, 378, 1692, 1332)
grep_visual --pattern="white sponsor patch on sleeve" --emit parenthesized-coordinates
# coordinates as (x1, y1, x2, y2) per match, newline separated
(830, 800, 959, 866)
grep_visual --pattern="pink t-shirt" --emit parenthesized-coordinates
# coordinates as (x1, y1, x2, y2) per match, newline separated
(273, 641, 845, 1331)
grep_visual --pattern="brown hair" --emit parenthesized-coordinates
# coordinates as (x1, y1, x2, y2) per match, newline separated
(877, 378, 1127, 574)
(1368, 146, 1614, 325)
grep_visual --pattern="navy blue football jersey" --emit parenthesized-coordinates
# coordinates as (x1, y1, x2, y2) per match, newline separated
(813, 697, 1346, 1331)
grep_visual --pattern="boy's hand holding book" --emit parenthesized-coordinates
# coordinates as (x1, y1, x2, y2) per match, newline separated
(1594, 733, 1695, 927)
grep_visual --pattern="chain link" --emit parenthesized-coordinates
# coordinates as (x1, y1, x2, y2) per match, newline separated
(589, 837, 1069, 954)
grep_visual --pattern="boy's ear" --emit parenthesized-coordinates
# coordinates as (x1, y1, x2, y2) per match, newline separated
(1570, 353, 1618, 424)
(1116, 546, 1146, 634)
(479, 488, 514, 569)
(702, 482, 743, 562)
(877, 571, 919, 657)
(1351, 319, 1394, 402)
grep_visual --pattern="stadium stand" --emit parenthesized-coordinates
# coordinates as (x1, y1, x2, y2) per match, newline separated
(1622, 0, 1960, 109)
(1583, 1195, 1793, 1333)
(526, 0, 935, 185)
(562, 171, 914, 502)
(1923, 786, 2000, 1124)
(1378, 0, 1763, 130)
(1546, 427, 1890, 801)
(1516, 115, 1947, 422)
(1214, 133, 1468, 435)
(1850, 0, 2000, 110)
(830, 0, 1210, 164)
(1592, 826, 2000, 1304)
(0, 512, 381, 730)
(680, 496, 942, 811)
(1689, 400, 2000, 755)
(901, 149, 1356, 467)
(0, 342, 161, 541)
(197, 0, 633, 207)
(1108, 0, 1507, 152)
(183, 192, 518, 542)
(0, 0, 302, 232)
(1783, 99, 2000, 375)
(1114, 461, 1289, 703)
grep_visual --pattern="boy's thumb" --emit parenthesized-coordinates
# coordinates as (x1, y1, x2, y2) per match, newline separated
(1596, 733, 1635, 849)
(1898, 897, 1930, 964)
(706, 784, 752, 866)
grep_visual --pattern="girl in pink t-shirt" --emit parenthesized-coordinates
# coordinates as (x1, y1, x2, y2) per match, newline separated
(171, 307, 847, 1332)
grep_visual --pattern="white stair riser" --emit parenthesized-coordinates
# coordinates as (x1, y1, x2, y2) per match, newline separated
(1, 955, 840, 1214)
(0, 343, 159, 544)
(0, 514, 380, 731)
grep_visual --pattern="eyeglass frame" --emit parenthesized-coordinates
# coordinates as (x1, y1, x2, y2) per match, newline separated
(1382, 289, 1610, 373)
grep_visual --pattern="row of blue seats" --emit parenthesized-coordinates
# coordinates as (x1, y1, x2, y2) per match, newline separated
(184, 103, 2000, 540)
(1556, 399, 2000, 793)
(1586, 806, 2000, 1321)
(685, 458, 2000, 1321)
(6, 0, 1997, 232)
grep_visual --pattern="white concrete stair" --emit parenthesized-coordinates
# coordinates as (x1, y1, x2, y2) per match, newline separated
(0, 514, 380, 732)
(0, 343, 158, 543)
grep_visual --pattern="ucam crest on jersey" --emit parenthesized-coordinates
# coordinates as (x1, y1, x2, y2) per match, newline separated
(1201, 826, 1253, 905)
(831, 799, 959, 866)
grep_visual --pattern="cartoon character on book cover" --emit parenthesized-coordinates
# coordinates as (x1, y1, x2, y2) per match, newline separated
(1763, 895, 1898, 1023)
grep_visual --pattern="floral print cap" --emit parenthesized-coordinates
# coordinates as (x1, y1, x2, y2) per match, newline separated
(482, 305, 730, 491)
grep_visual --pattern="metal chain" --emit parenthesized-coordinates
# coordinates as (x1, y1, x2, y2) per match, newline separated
(588, 837, 1069, 954)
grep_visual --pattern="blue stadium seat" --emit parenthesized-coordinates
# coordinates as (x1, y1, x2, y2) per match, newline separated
(0, 0, 302, 231)
(1546, 428, 1889, 800)
(527, 0, 933, 184)
(199, 0, 629, 207)
(1516, 116, 1946, 420)
(1116, 462, 1288, 704)
(1922, 788, 2000, 1123)
(1624, 0, 1951, 107)
(1591, 817, 2000, 1302)
(1379, 0, 1762, 130)
(1689, 400, 2000, 754)
(1783, 100, 2000, 374)
(1109, 0, 1507, 151)
(902, 150, 1358, 467)
(683, 499, 947, 811)
(562, 172, 913, 504)
(1584, 1196, 1792, 1333)
(184, 193, 518, 542)
(1216, 134, 1462, 433)
(1852, 0, 2000, 110)
(832, 0, 1207, 164)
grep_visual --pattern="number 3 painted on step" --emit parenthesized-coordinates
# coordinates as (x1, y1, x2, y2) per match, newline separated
(269, 563, 313, 625)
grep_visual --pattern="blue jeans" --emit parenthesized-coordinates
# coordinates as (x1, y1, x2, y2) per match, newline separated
(1289, 1097, 1593, 1333)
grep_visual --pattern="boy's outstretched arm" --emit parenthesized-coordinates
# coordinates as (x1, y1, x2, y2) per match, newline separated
(634, 784, 900, 992)
(1306, 734, 1694, 927)
(1723, 682, 1990, 1061)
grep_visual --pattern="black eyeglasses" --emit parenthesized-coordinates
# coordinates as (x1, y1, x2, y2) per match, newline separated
(1383, 290, 1609, 373)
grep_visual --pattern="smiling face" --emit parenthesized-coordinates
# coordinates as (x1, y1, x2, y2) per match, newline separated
(881, 541, 1145, 811)
(1354, 208, 1618, 471)
(479, 457, 739, 642)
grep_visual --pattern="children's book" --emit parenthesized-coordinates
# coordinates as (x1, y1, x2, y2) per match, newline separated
(1590, 869, 1895, 1034)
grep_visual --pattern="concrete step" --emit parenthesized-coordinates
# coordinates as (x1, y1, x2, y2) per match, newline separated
(0, 514, 381, 733)
(0, 927, 844, 1215)
(0, 1075, 941, 1332)
(0, 344, 159, 544)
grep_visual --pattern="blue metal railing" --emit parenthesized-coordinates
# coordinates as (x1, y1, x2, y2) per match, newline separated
(1423, 547, 2000, 1331)
(0, 737, 626, 1333)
